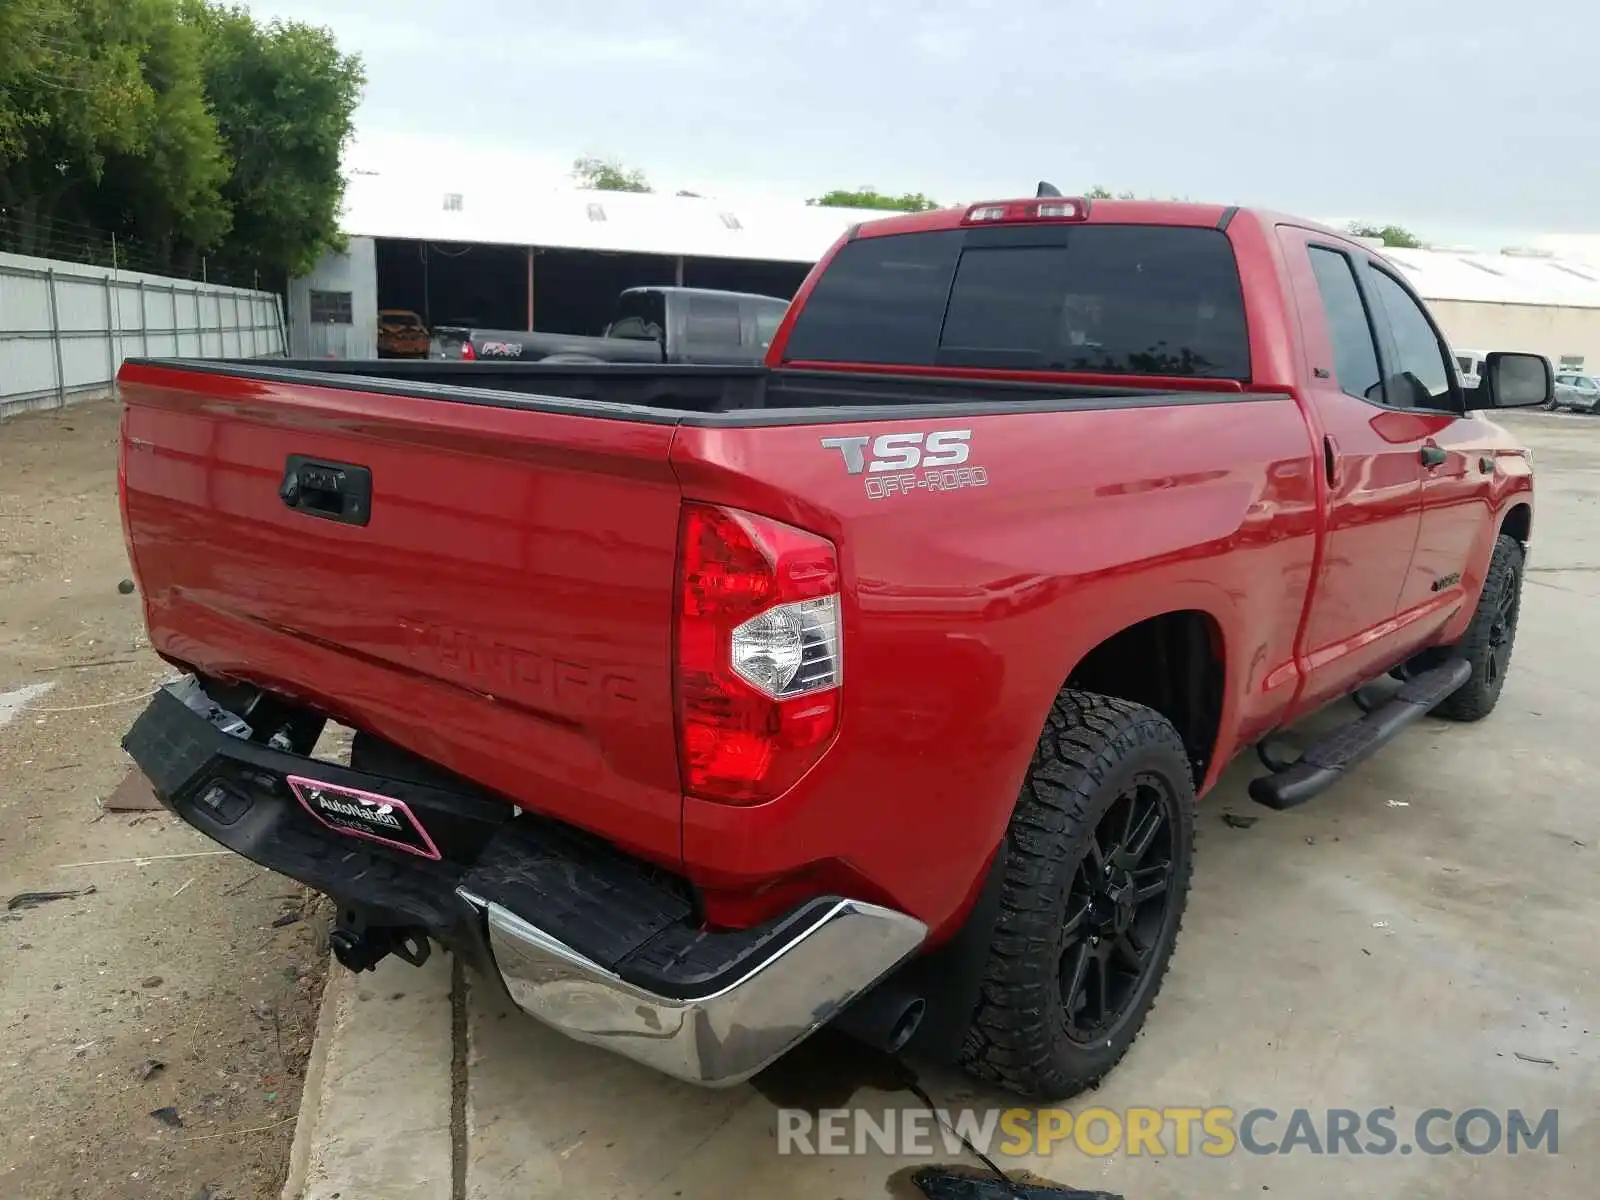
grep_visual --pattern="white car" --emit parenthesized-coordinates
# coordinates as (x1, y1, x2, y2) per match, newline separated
(1552, 372, 1600, 413)
(1454, 349, 1487, 391)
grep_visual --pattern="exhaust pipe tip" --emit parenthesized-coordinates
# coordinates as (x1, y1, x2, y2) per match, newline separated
(835, 985, 926, 1055)
(883, 997, 926, 1054)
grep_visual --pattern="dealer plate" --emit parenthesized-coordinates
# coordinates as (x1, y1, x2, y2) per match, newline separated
(287, 775, 442, 860)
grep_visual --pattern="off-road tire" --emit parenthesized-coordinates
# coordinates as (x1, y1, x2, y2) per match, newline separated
(1432, 534, 1524, 722)
(956, 691, 1196, 1099)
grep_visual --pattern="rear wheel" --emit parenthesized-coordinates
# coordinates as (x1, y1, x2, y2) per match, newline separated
(1432, 534, 1524, 722)
(957, 691, 1195, 1099)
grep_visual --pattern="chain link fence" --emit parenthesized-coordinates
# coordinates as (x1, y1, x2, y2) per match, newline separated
(0, 209, 269, 291)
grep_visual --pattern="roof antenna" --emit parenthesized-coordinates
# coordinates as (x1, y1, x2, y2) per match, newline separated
(1036, 181, 1063, 198)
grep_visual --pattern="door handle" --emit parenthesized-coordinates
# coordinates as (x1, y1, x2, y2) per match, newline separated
(1420, 445, 1447, 469)
(280, 456, 372, 526)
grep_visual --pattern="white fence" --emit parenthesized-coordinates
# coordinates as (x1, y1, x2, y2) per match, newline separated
(0, 251, 285, 419)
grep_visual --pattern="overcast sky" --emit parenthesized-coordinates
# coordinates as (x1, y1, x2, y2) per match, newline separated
(253, 0, 1598, 245)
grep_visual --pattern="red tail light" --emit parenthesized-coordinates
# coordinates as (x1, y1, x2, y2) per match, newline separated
(676, 503, 843, 804)
(460, 340, 476, 361)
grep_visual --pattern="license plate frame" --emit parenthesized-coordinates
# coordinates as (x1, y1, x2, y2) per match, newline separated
(287, 774, 443, 860)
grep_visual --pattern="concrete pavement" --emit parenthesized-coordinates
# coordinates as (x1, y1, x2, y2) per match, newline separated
(285, 955, 454, 1200)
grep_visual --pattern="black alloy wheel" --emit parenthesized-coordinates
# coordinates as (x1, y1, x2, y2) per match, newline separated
(1059, 771, 1177, 1044)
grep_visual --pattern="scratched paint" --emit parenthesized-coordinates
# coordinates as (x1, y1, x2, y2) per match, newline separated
(0, 682, 56, 729)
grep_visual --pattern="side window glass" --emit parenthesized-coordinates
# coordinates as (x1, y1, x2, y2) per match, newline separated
(1307, 248, 1383, 403)
(754, 306, 784, 349)
(1366, 267, 1455, 410)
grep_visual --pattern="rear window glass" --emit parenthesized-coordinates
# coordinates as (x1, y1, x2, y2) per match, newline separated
(783, 225, 1250, 379)
(610, 291, 665, 340)
(684, 295, 742, 345)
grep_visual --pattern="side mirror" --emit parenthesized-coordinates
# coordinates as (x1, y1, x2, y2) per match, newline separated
(1468, 352, 1553, 409)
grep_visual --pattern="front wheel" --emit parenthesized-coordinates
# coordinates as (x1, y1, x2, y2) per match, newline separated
(957, 691, 1195, 1099)
(1433, 534, 1524, 721)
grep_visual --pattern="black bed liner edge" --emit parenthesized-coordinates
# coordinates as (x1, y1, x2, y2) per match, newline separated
(120, 357, 1290, 427)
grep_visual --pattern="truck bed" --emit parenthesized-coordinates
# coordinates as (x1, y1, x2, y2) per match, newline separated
(117, 355, 1304, 892)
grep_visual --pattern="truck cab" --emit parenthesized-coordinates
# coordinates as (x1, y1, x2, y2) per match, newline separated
(604, 287, 789, 360)
(434, 287, 788, 364)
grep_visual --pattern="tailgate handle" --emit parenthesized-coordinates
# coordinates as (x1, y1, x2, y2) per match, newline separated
(280, 456, 372, 526)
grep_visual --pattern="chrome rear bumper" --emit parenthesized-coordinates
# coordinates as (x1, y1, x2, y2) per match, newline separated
(121, 681, 927, 1085)
(461, 889, 927, 1086)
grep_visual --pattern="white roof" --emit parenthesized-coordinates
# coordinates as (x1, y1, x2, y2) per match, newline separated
(1380, 247, 1600, 309)
(338, 173, 1600, 306)
(1529, 234, 1600, 268)
(338, 172, 885, 264)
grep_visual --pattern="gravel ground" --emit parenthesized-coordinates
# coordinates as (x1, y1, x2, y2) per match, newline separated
(0, 400, 331, 1200)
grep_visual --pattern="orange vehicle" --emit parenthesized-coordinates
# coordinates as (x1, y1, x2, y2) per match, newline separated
(377, 309, 429, 358)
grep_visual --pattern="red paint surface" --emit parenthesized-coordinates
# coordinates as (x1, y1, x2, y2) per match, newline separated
(118, 203, 1533, 943)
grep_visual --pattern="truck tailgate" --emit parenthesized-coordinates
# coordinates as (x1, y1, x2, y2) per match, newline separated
(117, 363, 685, 867)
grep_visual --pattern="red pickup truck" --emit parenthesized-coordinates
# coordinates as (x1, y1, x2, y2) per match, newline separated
(117, 195, 1547, 1099)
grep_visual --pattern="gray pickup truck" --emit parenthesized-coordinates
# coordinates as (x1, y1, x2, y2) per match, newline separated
(432, 286, 789, 364)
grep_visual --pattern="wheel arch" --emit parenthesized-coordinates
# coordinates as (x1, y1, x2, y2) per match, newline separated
(1058, 608, 1228, 789)
(1500, 501, 1531, 546)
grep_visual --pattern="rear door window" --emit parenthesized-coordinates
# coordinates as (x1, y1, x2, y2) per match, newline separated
(782, 225, 1250, 379)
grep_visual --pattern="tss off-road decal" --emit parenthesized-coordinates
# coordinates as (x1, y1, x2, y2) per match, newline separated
(820, 430, 989, 500)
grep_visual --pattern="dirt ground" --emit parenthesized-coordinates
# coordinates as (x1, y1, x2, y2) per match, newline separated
(0, 400, 331, 1200)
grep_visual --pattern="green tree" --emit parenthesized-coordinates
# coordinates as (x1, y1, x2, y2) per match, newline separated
(91, 2, 232, 268)
(0, 0, 174, 251)
(1348, 223, 1424, 249)
(188, 3, 364, 282)
(0, 0, 54, 165)
(1, 0, 357, 279)
(808, 187, 940, 212)
(1084, 185, 1137, 200)
(572, 156, 652, 192)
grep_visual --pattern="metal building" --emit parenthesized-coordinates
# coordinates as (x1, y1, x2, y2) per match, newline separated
(289, 177, 887, 357)
(287, 235, 378, 359)
(1381, 246, 1600, 372)
(291, 179, 1600, 373)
